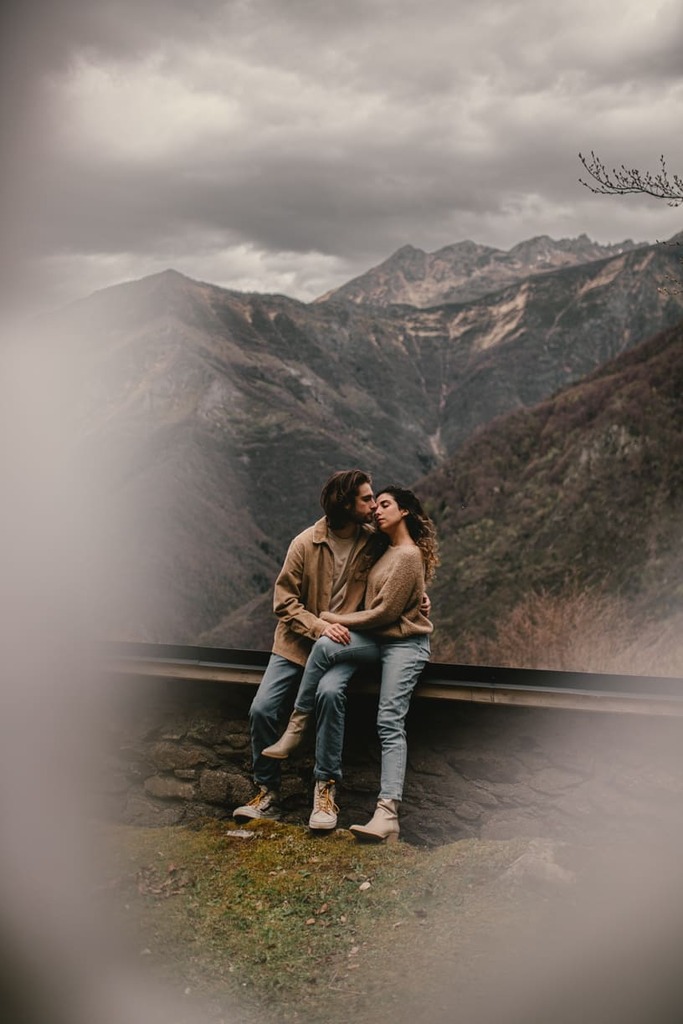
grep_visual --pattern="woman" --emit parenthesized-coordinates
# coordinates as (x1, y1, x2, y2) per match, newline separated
(263, 486, 438, 843)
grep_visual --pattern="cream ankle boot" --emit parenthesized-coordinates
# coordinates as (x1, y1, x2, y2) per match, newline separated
(350, 798, 400, 843)
(262, 710, 310, 759)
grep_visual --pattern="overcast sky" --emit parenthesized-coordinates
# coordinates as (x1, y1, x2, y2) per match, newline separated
(3, 0, 683, 311)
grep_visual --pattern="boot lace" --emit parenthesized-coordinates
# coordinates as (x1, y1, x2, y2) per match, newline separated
(247, 787, 271, 809)
(316, 781, 338, 814)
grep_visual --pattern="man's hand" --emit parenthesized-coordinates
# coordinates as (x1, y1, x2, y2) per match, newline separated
(321, 623, 352, 644)
(420, 591, 432, 617)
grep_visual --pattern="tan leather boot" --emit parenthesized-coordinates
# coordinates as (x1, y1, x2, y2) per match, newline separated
(262, 710, 310, 759)
(350, 798, 400, 843)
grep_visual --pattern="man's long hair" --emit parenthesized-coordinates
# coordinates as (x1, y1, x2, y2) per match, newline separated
(320, 469, 372, 530)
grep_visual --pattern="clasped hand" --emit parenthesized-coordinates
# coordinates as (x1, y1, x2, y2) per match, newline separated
(321, 623, 352, 644)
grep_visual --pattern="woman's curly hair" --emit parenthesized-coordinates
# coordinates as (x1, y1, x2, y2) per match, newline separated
(371, 485, 439, 582)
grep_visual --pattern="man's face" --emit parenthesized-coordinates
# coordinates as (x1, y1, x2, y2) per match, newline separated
(349, 482, 377, 523)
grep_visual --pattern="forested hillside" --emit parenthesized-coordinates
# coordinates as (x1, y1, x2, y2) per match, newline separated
(420, 319, 683, 666)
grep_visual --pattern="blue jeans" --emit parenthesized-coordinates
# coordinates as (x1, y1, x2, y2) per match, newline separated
(295, 631, 381, 713)
(249, 655, 303, 790)
(249, 649, 369, 788)
(295, 632, 430, 798)
(376, 634, 431, 801)
(294, 632, 381, 781)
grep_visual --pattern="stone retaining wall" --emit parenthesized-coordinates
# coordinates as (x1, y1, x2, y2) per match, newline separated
(104, 676, 683, 845)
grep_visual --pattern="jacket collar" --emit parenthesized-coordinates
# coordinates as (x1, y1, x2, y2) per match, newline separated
(312, 517, 330, 544)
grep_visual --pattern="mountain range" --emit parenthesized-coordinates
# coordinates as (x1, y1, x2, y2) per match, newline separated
(316, 235, 643, 308)
(43, 234, 683, 654)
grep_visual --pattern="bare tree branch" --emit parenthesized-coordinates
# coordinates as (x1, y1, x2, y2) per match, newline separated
(578, 152, 683, 207)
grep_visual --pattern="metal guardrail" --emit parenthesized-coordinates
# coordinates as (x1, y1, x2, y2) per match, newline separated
(99, 641, 683, 718)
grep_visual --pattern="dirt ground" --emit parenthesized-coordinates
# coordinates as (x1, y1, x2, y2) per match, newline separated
(93, 819, 683, 1024)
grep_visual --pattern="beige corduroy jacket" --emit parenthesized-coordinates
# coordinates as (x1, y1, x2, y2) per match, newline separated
(271, 517, 375, 666)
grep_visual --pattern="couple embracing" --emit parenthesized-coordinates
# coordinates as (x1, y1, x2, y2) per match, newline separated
(233, 469, 438, 843)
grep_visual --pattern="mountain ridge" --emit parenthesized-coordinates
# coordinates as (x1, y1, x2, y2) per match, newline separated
(317, 233, 645, 309)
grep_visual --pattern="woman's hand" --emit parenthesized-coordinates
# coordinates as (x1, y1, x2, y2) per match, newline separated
(321, 623, 352, 644)
(420, 592, 432, 617)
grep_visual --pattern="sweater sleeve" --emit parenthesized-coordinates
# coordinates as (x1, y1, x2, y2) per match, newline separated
(273, 538, 326, 640)
(321, 548, 422, 631)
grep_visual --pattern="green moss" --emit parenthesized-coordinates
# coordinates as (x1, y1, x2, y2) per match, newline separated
(102, 820, 528, 1021)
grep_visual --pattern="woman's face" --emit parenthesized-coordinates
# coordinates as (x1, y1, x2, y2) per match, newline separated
(374, 492, 405, 533)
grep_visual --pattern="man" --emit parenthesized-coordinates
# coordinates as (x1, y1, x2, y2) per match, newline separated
(233, 469, 377, 830)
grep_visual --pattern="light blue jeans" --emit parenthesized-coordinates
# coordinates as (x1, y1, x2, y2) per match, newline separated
(249, 650, 363, 787)
(293, 632, 381, 782)
(294, 631, 431, 800)
(376, 634, 430, 800)
(294, 631, 381, 714)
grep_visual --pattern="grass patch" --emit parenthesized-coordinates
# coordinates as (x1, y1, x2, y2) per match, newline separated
(100, 819, 530, 1022)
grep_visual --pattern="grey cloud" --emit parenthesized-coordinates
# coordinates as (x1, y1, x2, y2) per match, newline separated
(4, 0, 238, 68)
(4, 0, 683, 312)
(0, 0, 221, 305)
(34, 98, 513, 253)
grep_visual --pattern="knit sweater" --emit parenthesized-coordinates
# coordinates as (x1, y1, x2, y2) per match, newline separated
(321, 543, 432, 639)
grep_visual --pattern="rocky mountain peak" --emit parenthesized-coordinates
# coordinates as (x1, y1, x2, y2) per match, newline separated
(318, 234, 646, 308)
(392, 243, 425, 258)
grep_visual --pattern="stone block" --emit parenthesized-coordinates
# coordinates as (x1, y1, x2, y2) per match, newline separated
(280, 775, 308, 801)
(186, 714, 227, 745)
(470, 784, 500, 808)
(528, 768, 586, 795)
(150, 742, 212, 771)
(222, 732, 251, 750)
(480, 781, 539, 806)
(144, 776, 195, 800)
(185, 713, 253, 747)
(446, 755, 522, 784)
(407, 753, 448, 777)
(228, 774, 258, 808)
(182, 802, 228, 823)
(215, 743, 250, 760)
(124, 793, 185, 826)
(454, 801, 483, 822)
(158, 713, 189, 741)
(199, 770, 232, 804)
